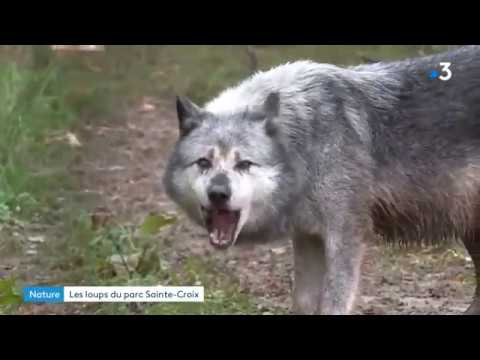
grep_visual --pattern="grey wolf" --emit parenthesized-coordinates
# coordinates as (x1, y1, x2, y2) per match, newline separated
(163, 46, 480, 315)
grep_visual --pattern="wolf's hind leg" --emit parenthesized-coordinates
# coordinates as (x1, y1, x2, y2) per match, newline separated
(292, 233, 326, 314)
(463, 234, 480, 314)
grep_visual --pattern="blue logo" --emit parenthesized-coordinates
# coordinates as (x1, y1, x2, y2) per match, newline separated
(429, 70, 440, 79)
(23, 287, 64, 304)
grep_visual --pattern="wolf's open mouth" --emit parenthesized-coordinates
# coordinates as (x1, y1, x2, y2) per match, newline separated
(202, 207, 240, 250)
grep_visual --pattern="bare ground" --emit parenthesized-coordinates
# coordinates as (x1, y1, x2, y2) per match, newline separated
(5, 97, 476, 315)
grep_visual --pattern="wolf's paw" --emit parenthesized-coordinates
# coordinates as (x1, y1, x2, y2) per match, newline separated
(292, 294, 319, 315)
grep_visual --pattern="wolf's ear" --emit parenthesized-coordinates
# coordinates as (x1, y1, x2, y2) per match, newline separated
(264, 92, 280, 119)
(263, 92, 280, 136)
(176, 96, 203, 137)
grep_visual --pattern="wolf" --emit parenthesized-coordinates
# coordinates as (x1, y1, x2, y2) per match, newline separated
(163, 46, 480, 315)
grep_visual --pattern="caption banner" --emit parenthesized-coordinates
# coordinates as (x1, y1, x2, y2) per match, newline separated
(23, 286, 204, 303)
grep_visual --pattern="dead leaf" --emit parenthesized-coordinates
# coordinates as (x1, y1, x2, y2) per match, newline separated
(66, 132, 82, 147)
(90, 207, 113, 230)
(28, 235, 45, 243)
(270, 247, 287, 256)
(110, 253, 141, 276)
(139, 103, 156, 113)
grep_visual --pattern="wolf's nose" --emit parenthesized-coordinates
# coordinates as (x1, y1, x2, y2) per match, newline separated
(208, 173, 232, 207)
(208, 185, 231, 207)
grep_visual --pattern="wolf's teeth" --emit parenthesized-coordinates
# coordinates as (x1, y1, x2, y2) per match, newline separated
(209, 230, 220, 245)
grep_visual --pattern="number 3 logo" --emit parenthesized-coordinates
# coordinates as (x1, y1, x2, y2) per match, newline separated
(439, 62, 452, 81)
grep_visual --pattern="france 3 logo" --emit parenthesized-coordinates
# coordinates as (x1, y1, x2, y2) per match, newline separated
(429, 62, 453, 81)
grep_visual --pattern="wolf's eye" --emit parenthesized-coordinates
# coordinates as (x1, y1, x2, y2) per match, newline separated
(235, 160, 254, 172)
(196, 158, 212, 171)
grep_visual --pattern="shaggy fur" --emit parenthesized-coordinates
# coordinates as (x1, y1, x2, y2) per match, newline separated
(163, 46, 480, 314)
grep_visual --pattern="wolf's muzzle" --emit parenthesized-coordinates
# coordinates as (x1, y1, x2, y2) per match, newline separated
(207, 173, 231, 208)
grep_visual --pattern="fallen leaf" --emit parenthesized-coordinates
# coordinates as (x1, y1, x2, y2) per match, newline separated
(66, 132, 82, 147)
(139, 103, 156, 113)
(110, 253, 141, 276)
(90, 208, 113, 230)
(139, 214, 177, 235)
(28, 235, 45, 243)
(270, 247, 287, 256)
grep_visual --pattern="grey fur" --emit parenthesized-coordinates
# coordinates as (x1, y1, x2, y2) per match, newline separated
(163, 46, 480, 314)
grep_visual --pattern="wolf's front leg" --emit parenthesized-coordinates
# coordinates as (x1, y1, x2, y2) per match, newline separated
(320, 227, 366, 315)
(292, 233, 326, 314)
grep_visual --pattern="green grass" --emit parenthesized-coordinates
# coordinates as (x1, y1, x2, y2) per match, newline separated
(0, 63, 74, 212)
(0, 59, 80, 314)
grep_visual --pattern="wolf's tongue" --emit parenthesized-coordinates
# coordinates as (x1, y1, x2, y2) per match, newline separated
(211, 211, 236, 242)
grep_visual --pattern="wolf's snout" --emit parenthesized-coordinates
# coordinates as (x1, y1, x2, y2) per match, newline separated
(203, 174, 240, 250)
(207, 173, 232, 207)
(208, 187, 230, 206)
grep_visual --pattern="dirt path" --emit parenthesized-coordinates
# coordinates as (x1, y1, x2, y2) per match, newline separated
(10, 96, 474, 315)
